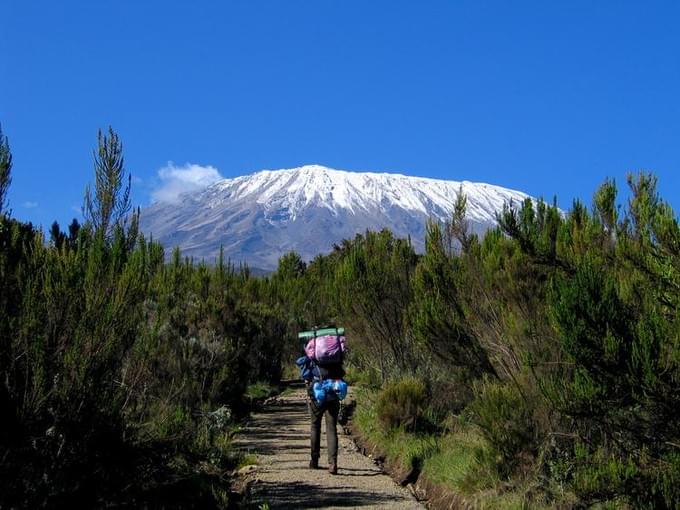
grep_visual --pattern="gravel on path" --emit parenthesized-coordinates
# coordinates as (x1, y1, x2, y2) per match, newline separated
(234, 388, 425, 510)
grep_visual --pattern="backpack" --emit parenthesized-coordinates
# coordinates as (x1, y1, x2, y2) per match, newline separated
(295, 356, 320, 382)
(302, 329, 347, 366)
(295, 355, 344, 382)
(305, 335, 346, 365)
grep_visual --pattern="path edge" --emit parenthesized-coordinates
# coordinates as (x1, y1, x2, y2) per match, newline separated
(346, 421, 476, 510)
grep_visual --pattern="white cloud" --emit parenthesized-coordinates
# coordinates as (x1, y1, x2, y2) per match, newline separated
(23, 201, 38, 209)
(151, 162, 223, 203)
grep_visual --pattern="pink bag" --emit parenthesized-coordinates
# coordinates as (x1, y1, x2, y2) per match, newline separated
(305, 335, 346, 365)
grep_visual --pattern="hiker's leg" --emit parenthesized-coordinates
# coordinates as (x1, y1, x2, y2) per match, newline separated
(325, 399, 340, 466)
(308, 398, 323, 464)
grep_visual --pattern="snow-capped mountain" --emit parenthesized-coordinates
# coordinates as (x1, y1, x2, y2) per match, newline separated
(140, 165, 532, 270)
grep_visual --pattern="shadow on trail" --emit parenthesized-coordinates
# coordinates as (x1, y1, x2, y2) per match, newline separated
(242, 443, 311, 457)
(336, 467, 383, 478)
(337, 471, 383, 478)
(339, 468, 379, 473)
(242, 432, 310, 440)
(235, 399, 311, 457)
(251, 480, 404, 509)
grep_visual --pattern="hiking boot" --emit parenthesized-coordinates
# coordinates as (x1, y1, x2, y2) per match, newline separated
(328, 462, 338, 475)
(309, 458, 319, 469)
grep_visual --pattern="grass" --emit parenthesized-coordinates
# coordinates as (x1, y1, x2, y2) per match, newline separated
(352, 387, 561, 509)
(422, 427, 571, 509)
(237, 453, 259, 469)
(245, 381, 279, 400)
(353, 387, 438, 473)
(421, 427, 496, 492)
(279, 386, 297, 397)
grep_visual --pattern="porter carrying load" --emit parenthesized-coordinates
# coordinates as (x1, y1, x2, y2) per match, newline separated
(296, 326, 348, 474)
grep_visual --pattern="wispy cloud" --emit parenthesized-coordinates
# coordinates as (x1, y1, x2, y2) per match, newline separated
(151, 162, 223, 203)
(23, 201, 38, 209)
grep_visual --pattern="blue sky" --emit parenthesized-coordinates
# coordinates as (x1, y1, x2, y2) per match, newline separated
(2, 1, 679, 229)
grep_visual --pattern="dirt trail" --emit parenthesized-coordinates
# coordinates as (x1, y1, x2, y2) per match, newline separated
(234, 388, 425, 509)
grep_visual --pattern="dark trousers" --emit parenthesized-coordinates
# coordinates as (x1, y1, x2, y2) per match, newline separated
(308, 397, 340, 464)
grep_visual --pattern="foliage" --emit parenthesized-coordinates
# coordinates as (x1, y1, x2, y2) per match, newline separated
(334, 229, 418, 380)
(466, 379, 536, 477)
(83, 126, 139, 242)
(346, 174, 680, 507)
(0, 124, 11, 214)
(375, 377, 427, 432)
(245, 381, 279, 401)
(354, 387, 438, 473)
(0, 128, 287, 508)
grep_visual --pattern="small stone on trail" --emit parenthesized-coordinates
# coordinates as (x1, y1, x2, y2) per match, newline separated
(237, 464, 258, 475)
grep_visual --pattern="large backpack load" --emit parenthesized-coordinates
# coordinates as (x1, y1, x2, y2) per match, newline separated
(300, 327, 347, 366)
(297, 327, 348, 404)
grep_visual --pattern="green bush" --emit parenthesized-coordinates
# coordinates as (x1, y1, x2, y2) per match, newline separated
(343, 364, 381, 388)
(558, 444, 680, 509)
(0, 128, 291, 508)
(467, 379, 535, 477)
(375, 377, 427, 432)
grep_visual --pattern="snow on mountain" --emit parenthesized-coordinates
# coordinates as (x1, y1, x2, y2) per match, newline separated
(140, 165, 532, 271)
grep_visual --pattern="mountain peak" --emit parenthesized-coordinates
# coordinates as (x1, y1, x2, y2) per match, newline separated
(141, 166, 532, 270)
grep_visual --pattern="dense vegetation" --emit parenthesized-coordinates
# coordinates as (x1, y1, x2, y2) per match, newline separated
(264, 175, 680, 507)
(2, 123, 679, 508)
(0, 127, 289, 508)
(330, 177, 679, 508)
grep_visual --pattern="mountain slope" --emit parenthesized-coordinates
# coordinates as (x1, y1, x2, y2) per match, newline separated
(139, 165, 532, 270)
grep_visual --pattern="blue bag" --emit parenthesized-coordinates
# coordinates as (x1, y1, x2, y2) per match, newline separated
(312, 381, 326, 403)
(331, 379, 348, 400)
(296, 356, 320, 382)
(316, 379, 348, 403)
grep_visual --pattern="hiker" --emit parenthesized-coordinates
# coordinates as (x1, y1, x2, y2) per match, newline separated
(307, 362, 344, 474)
(296, 328, 348, 475)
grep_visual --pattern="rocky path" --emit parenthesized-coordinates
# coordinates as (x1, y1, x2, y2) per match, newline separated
(233, 388, 425, 509)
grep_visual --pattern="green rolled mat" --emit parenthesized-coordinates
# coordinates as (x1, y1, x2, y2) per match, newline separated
(298, 327, 345, 339)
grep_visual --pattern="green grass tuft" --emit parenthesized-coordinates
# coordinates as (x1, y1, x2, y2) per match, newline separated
(237, 453, 259, 469)
(245, 381, 278, 400)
